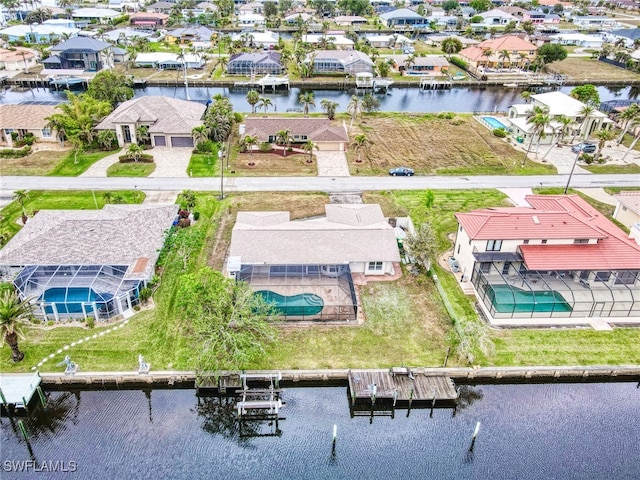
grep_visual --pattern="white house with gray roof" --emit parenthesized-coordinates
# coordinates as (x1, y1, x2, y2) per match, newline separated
(0, 205, 177, 322)
(308, 50, 374, 74)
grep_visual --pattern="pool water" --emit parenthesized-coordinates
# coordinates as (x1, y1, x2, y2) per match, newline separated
(39, 287, 113, 314)
(256, 290, 324, 316)
(487, 285, 572, 313)
(482, 116, 509, 130)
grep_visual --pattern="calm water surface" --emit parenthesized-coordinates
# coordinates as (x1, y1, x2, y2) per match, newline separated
(1, 383, 639, 479)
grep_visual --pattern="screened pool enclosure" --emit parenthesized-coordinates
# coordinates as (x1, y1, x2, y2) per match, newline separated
(14, 265, 143, 322)
(235, 264, 358, 322)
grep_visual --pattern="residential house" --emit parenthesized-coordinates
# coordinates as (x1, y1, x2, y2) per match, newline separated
(507, 91, 611, 144)
(0, 47, 37, 72)
(71, 8, 120, 27)
(603, 28, 640, 49)
(523, 10, 561, 25)
(242, 117, 349, 151)
(231, 31, 280, 49)
(130, 12, 169, 29)
(95, 96, 206, 148)
(227, 52, 284, 75)
(112, 46, 129, 64)
(477, 9, 520, 27)
(102, 28, 154, 44)
(427, 34, 479, 47)
(46, 37, 114, 72)
(497, 6, 529, 18)
(0, 24, 79, 43)
(147, 1, 175, 13)
(309, 50, 374, 75)
(0, 205, 178, 322)
(283, 12, 314, 25)
(453, 195, 640, 325)
(390, 54, 449, 75)
(237, 13, 266, 27)
(238, 2, 263, 15)
(365, 33, 414, 49)
(43, 19, 77, 29)
(166, 26, 214, 44)
(304, 34, 354, 49)
(572, 16, 619, 30)
(227, 204, 402, 321)
(379, 9, 427, 27)
(613, 191, 640, 229)
(133, 52, 204, 69)
(108, 0, 140, 13)
(550, 33, 603, 49)
(457, 35, 538, 70)
(333, 15, 367, 26)
(0, 104, 59, 147)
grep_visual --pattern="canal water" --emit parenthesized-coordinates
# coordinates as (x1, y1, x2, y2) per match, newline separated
(1, 383, 638, 479)
(1, 84, 635, 113)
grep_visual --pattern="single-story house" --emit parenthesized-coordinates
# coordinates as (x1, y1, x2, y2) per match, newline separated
(133, 52, 205, 69)
(379, 8, 426, 27)
(227, 52, 283, 75)
(427, 34, 479, 47)
(47, 37, 114, 72)
(572, 16, 619, 29)
(550, 33, 603, 49)
(283, 12, 314, 24)
(112, 46, 129, 63)
(0, 205, 177, 322)
(0, 47, 37, 72)
(242, 117, 349, 151)
(602, 28, 640, 49)
(365, 33, 414, 49)
(71, 8, 120, 26)
(231, 31, 280, 49)
(497, 6, 529, 18)
(458, 35, 538, 70)
(102, 28, 155, 44)
(146, 1, 174, 13)
(454, 194, 640, 325)
(507, 91, 611, 144)
(389, 54, 449, 74)
(130, 12, 169, 29)
(227, 204, 402, 321)
(237, 13, 265, 27)
(238, 2, 263, 15)
(304, 34, 354, 49)
(613, 191, 640, 229)
(333, 15, 368, 26)
(309, 50, 374, 75)
(477, 9, 520, 27)
(0, 104, 59, 147)
(166, 26, 214, 44)
(522, 10, 561, 24)
(95, 96, 206, 148)
(0, 24, 80, 43)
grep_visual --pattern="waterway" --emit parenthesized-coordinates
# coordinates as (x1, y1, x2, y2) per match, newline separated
(1, 84, 636, 114)
(1, 383, 638, 479)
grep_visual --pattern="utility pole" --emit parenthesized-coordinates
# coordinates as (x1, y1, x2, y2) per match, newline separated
(218, 146, 224, 199)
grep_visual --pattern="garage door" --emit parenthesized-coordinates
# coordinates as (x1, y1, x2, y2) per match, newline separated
(153, 135, 166, 146)
(170, 136, 193, 147)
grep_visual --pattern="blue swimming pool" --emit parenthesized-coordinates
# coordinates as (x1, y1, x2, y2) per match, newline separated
(39, 287, 114, 314)
(482, 116, 509, 130)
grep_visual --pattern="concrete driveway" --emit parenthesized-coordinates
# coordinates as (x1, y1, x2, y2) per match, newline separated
(315, 151, 350, 177)
(81, 146, 193, 178)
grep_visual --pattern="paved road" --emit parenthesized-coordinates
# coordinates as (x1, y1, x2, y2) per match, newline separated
(1, 174, 639, 193)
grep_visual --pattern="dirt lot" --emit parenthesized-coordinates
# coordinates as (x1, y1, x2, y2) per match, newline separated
(346, 114, 529, 175)
(549, 57, 640, 83)
(0, 148, 69, 176)
(229, 151, 317, 176)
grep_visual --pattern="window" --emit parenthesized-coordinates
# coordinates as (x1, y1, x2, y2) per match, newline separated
(615, 270, 638, 285)
(480, 262, 491, 273)
(574, 239, 589, 244)
(594, 271, 610, 283)
(502, 263, 511, 275)
(42, 127, 52, 138)
(367, 261, 383, 272)
(541, 239, 548, 244)
(486, 240, 502, 251)
(457, 244, 460, 254)
(523, 239, 529, 245)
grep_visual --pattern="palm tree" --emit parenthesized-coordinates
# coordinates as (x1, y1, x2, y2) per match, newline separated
(616, 103, 639, 145)
(0, 289, 33, 363)
(352, 134, 369, 163)
(97, 129, 117, 151)
(320, 99, 339, 120)
(621, 118, 640, 162)
(275, 129, 291, 156)
(522, 106, 550, 166)
(302, 140, 318, 163)
(574, 105, 596, 141)
(298, 91, 315, 117)
(243, 135, 258, 163)
(556, 115, 573, 144)
(404, 55, 417, 74)
(127, 143, 144, 162)
(192, 125, 210, 146)
(13, 189, 29, 224)
(347, 95, 362, 127)
(593, 128, 615, 163)
(246, 90, 260, 114)
(103, 192, 114, 204)
(257, 97, 272, 116)
(498, 49, 511, 69)
(481, 48, 494, 68)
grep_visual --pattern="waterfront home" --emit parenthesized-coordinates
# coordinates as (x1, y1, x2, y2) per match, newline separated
(227, 204, 402, 321)
(102, 27, 154, 44)
(112, 46, 129, 64)
(497, 6, 529, 18)
(613, 191, 640, 229)
(166, 26, 215, 44)
(95, 96, 206, 148)
(242, 117, 349, 151)
(427, 34, 479, 47)
(389, 54, 449, 75)
(71, 8, 120, 27)
(454, 195, 640, 325)
(0, 205, 177, 322)
(238, 2, 263, 15)
(458, 35, 537, 70)
(365, 33, 414, 49)
(477, 9, 520, 27)
(0, 47, 37, 72)
(380, 9, 426, 27)
(0, 24, 79, 44)
(522, 10, 561, 24)
(550, 33, 603, 49)
(146, 1, 174, 14)
(231, 31, 280, 49)
(602, 28, 640, 49)
(130, 12, 169, 30)
(0, 104, 59, 147)
(572, 16, 619, 30)
(46, 37, 114, 72)
(238, 13, 265, 27)
(308, 50, 374, 75)
(133, 52, 204, 69)
(227, 52, 284, 75)
(304, 34, 354, 49)
(333, 15, 367, 26)
(507, 91, 611, 144)
(283, 12, 315, 25)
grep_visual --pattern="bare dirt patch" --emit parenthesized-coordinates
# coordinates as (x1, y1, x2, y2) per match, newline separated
(230, 151, 317, 176)
(0, 148, 70, 176)
(549, 57, 640, 83)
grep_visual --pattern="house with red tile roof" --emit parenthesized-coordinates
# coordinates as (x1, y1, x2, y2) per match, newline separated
(243, 118, 349, 151)
(453, 195, 640, 325)
(457, 35, 538, 70)
(613, 191, 640, 229)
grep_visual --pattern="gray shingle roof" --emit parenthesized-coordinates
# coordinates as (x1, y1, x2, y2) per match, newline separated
(50, 37, 112, 52)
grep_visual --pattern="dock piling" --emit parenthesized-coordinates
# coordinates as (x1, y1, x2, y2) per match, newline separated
(18, 420, 28, 441)
(444, 347, 451, 367)
(332, 424, 337, 451)
(36, 386, 47, 409)
(469, 421, 481, 452)
(430, 389, 437, 418)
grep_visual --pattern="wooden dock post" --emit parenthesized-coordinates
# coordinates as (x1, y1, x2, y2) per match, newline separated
(430, 389, 437, 418)
(370, 383, 377, 405)
(443, 347, 451, 367)
(332, 424, 337, 453)
(18, 420, 28, 441)
(36, 386, 47, 409)
(469, 421, 481, 452)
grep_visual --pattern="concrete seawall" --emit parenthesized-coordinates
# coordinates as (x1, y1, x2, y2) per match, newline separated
(39, 366, 640, 389)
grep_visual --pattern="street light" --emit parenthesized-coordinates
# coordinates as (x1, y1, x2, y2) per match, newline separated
(564, 146, 584, 194)
(218, 147, 225, 200)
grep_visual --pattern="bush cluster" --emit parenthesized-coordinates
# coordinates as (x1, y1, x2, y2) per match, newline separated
(0, 146, 31, 158)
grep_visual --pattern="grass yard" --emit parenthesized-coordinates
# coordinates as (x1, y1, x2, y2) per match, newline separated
(229, 151, 317, 176)
(581, 163, 640, 174)
(187, 152, 221, 177)
(0, 148, 69, 176)
(107, 161, 156, 177)
(548, 57, 640, 83)
(47, 149, 119, 176)
(347, 114, 556, 176)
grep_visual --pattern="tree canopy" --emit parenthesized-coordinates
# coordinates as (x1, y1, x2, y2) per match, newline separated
(569, 84, 601, 107)
(45, 92, 113, 147)
(536, 43, 568, 67)
(204, 95, 234, 142)
(86, 70, 134, 108)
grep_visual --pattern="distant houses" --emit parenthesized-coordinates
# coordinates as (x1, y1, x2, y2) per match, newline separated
(227, 52, 284, 75)
(458, 35, 538, 70)
(134, 52, 205, 69)
(309, 50, 374, 75)
(379, 9, 426, 27)
(45, 37, 114, 72)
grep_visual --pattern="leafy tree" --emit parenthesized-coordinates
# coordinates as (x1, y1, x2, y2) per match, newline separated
(521, 20, 535, 35)
(503, 21, 517, 34)
(422, 190, 435, 209)
(336, 0, 371, 16)
(469, 0, 491, 12)
(536, 43, 568, 68)
(96, 129, 117, 151)
(404, 222, 437, 271)
(0, 288, 33, 363)
(303, 139, 318, 162)
(263, 1, 278, 17)
(86, 71, 134, 108)
(246, 90, 260, 114)
(175, 267, 277, 370)
(362, 93, 380, 114)
(320, 99, 338, 120)
(298, 91, 316, 117)
(179, 190, 197, 211)
(442, 0, 459, 13)
(441, 37, 463, 58)
(569, 84, 601, 107)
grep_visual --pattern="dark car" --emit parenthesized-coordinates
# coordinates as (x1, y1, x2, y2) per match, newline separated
(389, 167, 414, 176)
(571, 142, 596, 153)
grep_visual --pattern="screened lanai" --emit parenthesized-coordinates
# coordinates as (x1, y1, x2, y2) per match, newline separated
(472, 262, 640, 320)
(14, 264, 143, 321)
(236, 264, 358, 322)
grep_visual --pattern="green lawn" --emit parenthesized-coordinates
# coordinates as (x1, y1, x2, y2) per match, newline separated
(47, 149, 119, 176)
(581, 164, 640, 174)
(107, 162, 156, 177)
(187, 152, 220, 177)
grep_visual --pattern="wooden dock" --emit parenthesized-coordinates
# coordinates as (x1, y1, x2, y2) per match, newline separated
(348, 368, 457, 405)
(0, 373, 43, 413)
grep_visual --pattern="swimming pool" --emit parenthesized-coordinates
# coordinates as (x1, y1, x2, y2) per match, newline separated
(486, 285, 572, 314)
(40, 287, 114, 314)
(482, 116, 510, 131)
(256, 290, 324, 317)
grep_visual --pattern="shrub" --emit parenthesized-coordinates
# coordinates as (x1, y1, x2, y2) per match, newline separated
(259, 142, 272, 152)
(193, 211, 200, 221)
(86, 317, 95, 329)
(580, 153, 594, 164)
(493, 128, 507, 138)
(139, 286, 152, 304)
(449, 56, 468, 70)
(14, 133, 36, 147)
(234, 112, 244, 123)
(437, 111, 455, 119)
(450, 116, 464, 125)
(179, 209, 190, 218)
(195, 140, 215, 153)
(118, 153, 154, 163)
(0, 146, 31, 158)
(178, 218, 191, 228)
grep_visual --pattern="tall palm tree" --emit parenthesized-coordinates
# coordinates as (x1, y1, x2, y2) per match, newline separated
(13, 190, 29, 224)
(0, 289, 33, 363)
(257, 97, 272, 116)
(593, 128, 615, 163)
(275, 129, 291, 156)
(298, 91, 315, 117)
(191, 125, 210, 146)
(621, 118, 640, 161)
(574, 105, 596, 141)
(347, 95, 362, 127)
(243, 135, 258, 162)
(404, 55, 417, 74)
(616, 103, 639, 145)
(481, 48, 494, 67)
(522, 106, 550, 166)
(556, 115, 573, 144)
(303, 140, 318, 163)
(352, 134, 369, 163)
(320, 99, 338, 120)
(498, 49, 510, 69)
(246, 90, 260, 114)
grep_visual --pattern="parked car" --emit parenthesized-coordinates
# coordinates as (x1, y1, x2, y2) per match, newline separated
(448, 256, 460, 273)
(571, 142, 596, 153)
(389, 167, 414, 176)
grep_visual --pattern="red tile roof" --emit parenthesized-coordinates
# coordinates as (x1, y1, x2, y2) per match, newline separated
(456, 195, 640, 270)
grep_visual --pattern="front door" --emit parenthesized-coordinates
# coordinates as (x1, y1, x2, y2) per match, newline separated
(122, 125, 132, 143)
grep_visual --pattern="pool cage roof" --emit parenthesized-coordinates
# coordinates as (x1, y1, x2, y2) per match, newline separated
(235, 264, 358, 322)
(14, 264, 142, 302)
